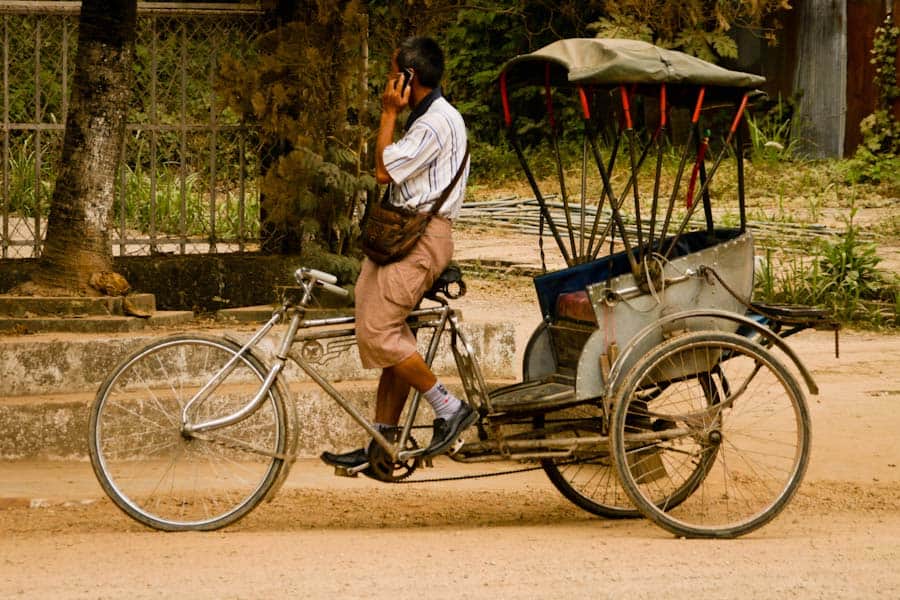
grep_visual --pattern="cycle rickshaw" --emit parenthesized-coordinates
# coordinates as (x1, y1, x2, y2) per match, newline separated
(88, 39, 834, 538)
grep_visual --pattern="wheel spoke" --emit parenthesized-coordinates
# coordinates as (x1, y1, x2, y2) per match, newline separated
(539, 406, 638, 518)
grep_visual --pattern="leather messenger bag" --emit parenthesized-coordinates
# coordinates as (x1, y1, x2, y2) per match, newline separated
(360, 147, 469, 265)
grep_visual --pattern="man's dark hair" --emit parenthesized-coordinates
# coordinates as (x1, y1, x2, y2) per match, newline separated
(396, 36, 444, 89)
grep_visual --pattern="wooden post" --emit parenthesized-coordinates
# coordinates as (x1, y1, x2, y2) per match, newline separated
(844, 0, 888, 155)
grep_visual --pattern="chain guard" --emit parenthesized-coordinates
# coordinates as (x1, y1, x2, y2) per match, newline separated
(364, 435, 422, 483)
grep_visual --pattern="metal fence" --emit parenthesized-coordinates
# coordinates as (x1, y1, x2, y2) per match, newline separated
(0, 1, 265, 259)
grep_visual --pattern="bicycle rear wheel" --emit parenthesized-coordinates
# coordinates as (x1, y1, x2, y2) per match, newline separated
(537, 405, 638, 518)
(539, 384, 718, 519)
(611, 331, 810, 538)
(89, 335, 287, 531)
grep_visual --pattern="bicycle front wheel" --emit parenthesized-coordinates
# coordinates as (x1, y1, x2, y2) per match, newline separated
(611, 331, 810, 538)
(89, 335, 288, 531)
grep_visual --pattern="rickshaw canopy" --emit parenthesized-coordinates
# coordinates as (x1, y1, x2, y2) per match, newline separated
(500, 38, 765, 88)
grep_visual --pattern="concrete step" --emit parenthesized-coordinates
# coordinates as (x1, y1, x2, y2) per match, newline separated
(0, 293, 157, 317)
(0, 310, 194, 334)
(0, 378, 515, 460)
(0, 293, 188, 334)
(0, 320, 515, 397)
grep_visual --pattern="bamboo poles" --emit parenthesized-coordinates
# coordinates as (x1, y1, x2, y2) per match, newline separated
(454, 198, 860, 246)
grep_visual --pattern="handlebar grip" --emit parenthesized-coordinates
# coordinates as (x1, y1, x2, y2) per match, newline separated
(318, 280, 349, 297)
(300, 267, 337, 284)
(295, 267, 338, 285)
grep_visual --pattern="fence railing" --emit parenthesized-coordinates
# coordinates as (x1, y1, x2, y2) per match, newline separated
(0, 1, 265, 259)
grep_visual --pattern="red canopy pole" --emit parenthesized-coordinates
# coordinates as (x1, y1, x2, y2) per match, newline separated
(544, 63, 556, 128)
(500, 70, 512, 128)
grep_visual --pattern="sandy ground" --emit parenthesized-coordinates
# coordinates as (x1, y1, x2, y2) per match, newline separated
(1, 230, 900, 599)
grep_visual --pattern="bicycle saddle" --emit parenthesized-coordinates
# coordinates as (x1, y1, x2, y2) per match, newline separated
(424, 263, 466, 300)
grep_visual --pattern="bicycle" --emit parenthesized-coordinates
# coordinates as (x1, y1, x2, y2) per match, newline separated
(90, 260, 814, 538)
(89, 265, 484, 531)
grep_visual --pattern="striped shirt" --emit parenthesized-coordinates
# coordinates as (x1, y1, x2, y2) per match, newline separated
(382, 96, 469, 220)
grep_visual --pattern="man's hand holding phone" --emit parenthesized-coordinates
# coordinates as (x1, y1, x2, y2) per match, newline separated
(383, 68, 413, 113)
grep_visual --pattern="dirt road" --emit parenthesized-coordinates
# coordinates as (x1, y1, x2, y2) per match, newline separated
(2, 322, 899, 599)
(2, 489, 899, 599)
(2, 226, 900, 598)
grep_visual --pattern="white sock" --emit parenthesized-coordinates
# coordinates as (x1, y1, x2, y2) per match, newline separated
(423, 382, 462, 421)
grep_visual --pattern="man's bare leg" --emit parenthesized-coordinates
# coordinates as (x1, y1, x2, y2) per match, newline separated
(374, 353, 435, 424)
(374, 368, 411, 425)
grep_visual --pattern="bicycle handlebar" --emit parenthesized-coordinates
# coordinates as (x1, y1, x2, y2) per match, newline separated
(318, 280, 349, 297)
(294, 267, 349, 298)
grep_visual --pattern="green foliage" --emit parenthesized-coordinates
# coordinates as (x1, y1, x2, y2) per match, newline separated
(840, 146, 900, 188)
(441, 2, 608, 144)
(755, 209, 899, 330)
(110, 137, 260, 241)
(217, 2, 374, 257)
(114, 162, 259, 240)
(872, 15, 900, 110)
(6, 135, 55, 217)
(746, 95, 802, 162)
(842, 15, 900, 188)
(588, 0, 789, 62)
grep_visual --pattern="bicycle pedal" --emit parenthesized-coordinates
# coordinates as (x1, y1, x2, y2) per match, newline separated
(333, 466, 358, 478)
(333, 461, 370, 478)
(347, 462, 371, 475)
(447, 437, 465, 456)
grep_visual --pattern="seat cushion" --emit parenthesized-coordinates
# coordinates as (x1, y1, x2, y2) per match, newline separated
(556, 290, 597, 325)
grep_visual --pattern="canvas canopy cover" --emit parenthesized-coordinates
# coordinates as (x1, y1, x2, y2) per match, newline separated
(500, 38, 765, 88)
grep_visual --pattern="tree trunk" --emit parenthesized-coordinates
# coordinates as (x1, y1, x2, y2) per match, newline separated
(30, 0, 137, 294)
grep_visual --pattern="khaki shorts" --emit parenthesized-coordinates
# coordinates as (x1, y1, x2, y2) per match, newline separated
(355, 217, 453, 369)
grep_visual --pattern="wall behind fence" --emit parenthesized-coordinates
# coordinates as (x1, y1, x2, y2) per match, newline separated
(0, 1, 264, 259)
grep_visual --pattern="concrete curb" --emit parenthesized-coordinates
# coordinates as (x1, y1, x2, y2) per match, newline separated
(0, 311, 195, 334)
(0, 320, 515, 396)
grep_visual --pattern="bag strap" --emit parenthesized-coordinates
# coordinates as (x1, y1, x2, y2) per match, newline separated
(427, 145, 470, 217)
(380, 145, 470, 215)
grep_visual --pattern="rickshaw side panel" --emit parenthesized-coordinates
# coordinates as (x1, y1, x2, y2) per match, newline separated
(528, 230, 754, 401)
(521, 321, 557, 381)
(578, 230, 754, 399)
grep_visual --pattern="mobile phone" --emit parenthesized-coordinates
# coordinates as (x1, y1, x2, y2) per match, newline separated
(401, 68, 413, 94)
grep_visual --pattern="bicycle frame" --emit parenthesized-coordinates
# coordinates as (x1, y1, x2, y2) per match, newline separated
(180, 295, 490, 464)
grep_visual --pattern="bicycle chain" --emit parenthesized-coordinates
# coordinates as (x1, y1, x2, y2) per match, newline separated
(383, 462, 548, 484)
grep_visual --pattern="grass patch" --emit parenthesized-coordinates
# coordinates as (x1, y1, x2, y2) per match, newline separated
(754, 208, 899, 330)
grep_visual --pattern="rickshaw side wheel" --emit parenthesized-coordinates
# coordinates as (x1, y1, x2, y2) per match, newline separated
(610, 330, 811, 539)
